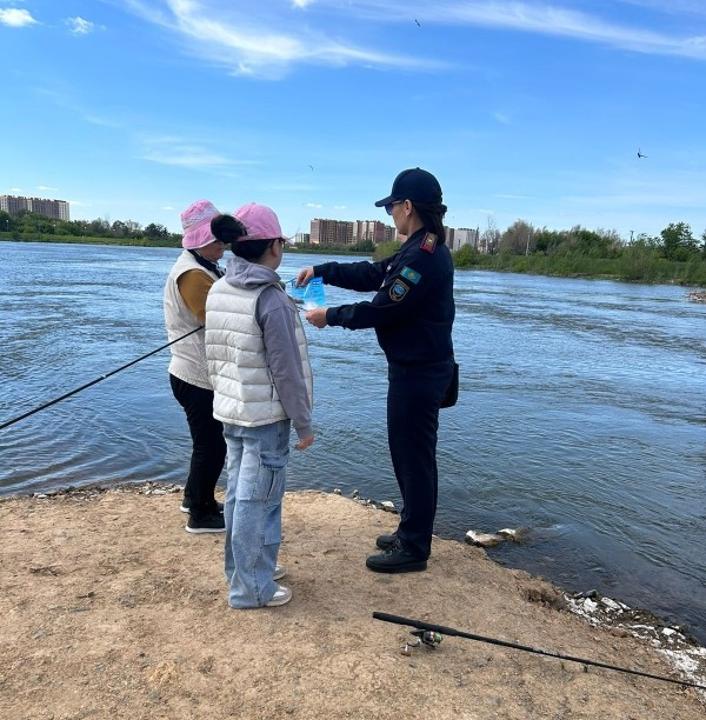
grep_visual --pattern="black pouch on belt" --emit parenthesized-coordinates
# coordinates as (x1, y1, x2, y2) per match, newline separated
(440, 362, 459, 408)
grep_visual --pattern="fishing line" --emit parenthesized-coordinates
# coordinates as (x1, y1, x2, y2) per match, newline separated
(0, 327, 203, 431)
(373, 612, 706, 691)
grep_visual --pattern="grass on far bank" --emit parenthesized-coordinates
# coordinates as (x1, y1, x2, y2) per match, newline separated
(452, 244, 706, 286)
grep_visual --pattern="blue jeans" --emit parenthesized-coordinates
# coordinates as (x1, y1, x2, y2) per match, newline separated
(223, 420, 290, 608)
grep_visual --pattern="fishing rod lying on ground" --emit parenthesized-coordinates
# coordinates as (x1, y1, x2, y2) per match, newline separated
(372, 612, 706, 691)
(0, 327, 203, 432)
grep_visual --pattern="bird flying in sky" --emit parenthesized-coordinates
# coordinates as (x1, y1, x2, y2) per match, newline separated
(637, 148, 647, 159)
(414, 18, 421, 27)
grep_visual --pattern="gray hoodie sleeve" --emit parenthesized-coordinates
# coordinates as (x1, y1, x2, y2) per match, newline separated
(257, 286, 313, 440)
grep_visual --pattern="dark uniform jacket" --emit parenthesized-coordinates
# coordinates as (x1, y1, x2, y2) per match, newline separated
(315, 228, 455, 367)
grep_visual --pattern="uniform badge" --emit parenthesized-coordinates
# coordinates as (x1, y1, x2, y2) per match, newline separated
(400, 266, 421, 284)
(420, 233, 437, 253)
(389, 279, 410, 302)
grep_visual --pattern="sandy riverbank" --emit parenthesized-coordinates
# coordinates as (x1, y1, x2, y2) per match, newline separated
(0, 485, 704, 720)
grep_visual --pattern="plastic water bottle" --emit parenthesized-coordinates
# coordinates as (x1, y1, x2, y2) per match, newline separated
(303, 277, 326, 309)
(287, 278, 306, 304)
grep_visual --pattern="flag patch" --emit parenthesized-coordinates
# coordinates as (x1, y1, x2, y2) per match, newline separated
(400, 266, 421, 284)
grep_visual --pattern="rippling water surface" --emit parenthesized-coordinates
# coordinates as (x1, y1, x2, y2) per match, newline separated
(2, 241, 705, 641)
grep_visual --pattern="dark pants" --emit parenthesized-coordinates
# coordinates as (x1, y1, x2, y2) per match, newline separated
(387, 360, 454, 560)
(170, 374, 226, 521)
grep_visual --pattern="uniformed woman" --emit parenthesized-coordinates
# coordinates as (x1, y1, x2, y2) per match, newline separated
(297, 168, 455, 572)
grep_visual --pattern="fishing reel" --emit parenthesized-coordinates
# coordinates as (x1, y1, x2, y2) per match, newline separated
(401, 630, 443, 656)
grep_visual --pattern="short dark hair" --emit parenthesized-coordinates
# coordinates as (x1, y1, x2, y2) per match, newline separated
(211, 213, 272, 260)
(231, 238, 273, 261)
(210, 214, 247, 243)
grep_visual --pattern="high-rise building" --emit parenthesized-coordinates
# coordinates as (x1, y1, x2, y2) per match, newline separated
(352, 220, 392, 245)
(0, 195, 70, 221)
(452, 227, 479, 251)
(383, 225, 396, 243)
(293, 232, 310, 244)
(0, 195, 29, 215)
(310, 219, 354, 245)
(444, 226, 455, 248)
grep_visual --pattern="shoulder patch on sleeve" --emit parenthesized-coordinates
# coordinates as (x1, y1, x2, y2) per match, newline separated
(400, 266, 422, 284)
(389, 278, 411, 302)
(420, 232, 438, 253)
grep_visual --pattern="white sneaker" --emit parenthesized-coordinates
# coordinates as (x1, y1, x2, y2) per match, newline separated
(266, 585, 292, 607)
(274, 564, 286, 581)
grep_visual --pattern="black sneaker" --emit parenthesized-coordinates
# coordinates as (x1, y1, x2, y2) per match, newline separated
(180, 499, 224, 514)
(366, 546, 427, 574)
(376, 532, 398, 551)
(185, 513, 225, 534)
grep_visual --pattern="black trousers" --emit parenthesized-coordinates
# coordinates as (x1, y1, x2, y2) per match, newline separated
(170, 374, 226, 521)
(387, 360, 454, 560)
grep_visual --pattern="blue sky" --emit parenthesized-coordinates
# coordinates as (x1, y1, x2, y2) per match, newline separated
(1, 0, 705, 237)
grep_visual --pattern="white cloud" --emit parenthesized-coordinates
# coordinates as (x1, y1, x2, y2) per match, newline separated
(292, 0, 315, 7)
(66, 16, 96, 35)
(139, 135, 258, 170)
(142, 147, 231, 168)
(161, 205, 175, 210)
(493, 112, 511, 125)
(121, 0, 445, 78)
(37, 185, 59, 192)
(333, 1, 706, 62)
(34, 87, 123, 129)
(0, 8, 37, 27)
(305, 202, 323, 208)
(9, 187, 23, 193)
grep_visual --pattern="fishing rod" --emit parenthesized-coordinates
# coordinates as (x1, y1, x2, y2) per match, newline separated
(0, 327, 203, 432)
(372, 612, 706, 691)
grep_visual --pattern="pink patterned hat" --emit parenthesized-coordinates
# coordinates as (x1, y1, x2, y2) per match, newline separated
(233, 202, 287, 241)
(180, 199, 221, 250)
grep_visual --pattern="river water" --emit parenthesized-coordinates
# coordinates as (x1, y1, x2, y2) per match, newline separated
(2, 241, 705, 641)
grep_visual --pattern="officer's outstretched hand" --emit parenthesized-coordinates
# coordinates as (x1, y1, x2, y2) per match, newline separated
(295, 434, 315, 450)
(305, 307, 328, 328)
(296, 266, 315, 287)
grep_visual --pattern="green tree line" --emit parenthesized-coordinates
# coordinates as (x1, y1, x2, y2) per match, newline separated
(0, 210, 181, 246)
(375, 221, 706, 285)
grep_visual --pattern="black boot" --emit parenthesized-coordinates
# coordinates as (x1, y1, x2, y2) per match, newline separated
(366, 545, 427, 574)
(375, 532, 398, 551)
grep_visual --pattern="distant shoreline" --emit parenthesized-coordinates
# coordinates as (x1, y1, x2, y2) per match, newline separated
(3, 233, 705, 285)
(0, 233, 372, 255)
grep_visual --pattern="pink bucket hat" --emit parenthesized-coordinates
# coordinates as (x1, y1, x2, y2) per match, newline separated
(180, 199, 221, 250)
(233, 202, 288, 241)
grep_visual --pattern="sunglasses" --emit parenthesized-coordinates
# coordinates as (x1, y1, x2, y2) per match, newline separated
(384, 200, 404, 215)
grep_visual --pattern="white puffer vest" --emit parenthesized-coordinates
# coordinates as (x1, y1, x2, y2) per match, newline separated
(205, 279, 313, 427)
(163, 250, 219, 390)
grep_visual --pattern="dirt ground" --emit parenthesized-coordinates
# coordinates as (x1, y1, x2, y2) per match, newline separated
(0, 486, 704, 720)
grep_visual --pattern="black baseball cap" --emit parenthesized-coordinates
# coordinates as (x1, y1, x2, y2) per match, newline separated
(374, 167, 442, 207)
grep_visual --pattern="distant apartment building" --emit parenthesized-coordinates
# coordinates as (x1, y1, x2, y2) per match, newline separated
(293, 232, 311, 244)
(352, 220, 396, 245)
(452, 227, 479, 252)
(0, 195, 70, 221)
(310, 219, 354, 246)
(444, 226, 455, 248)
